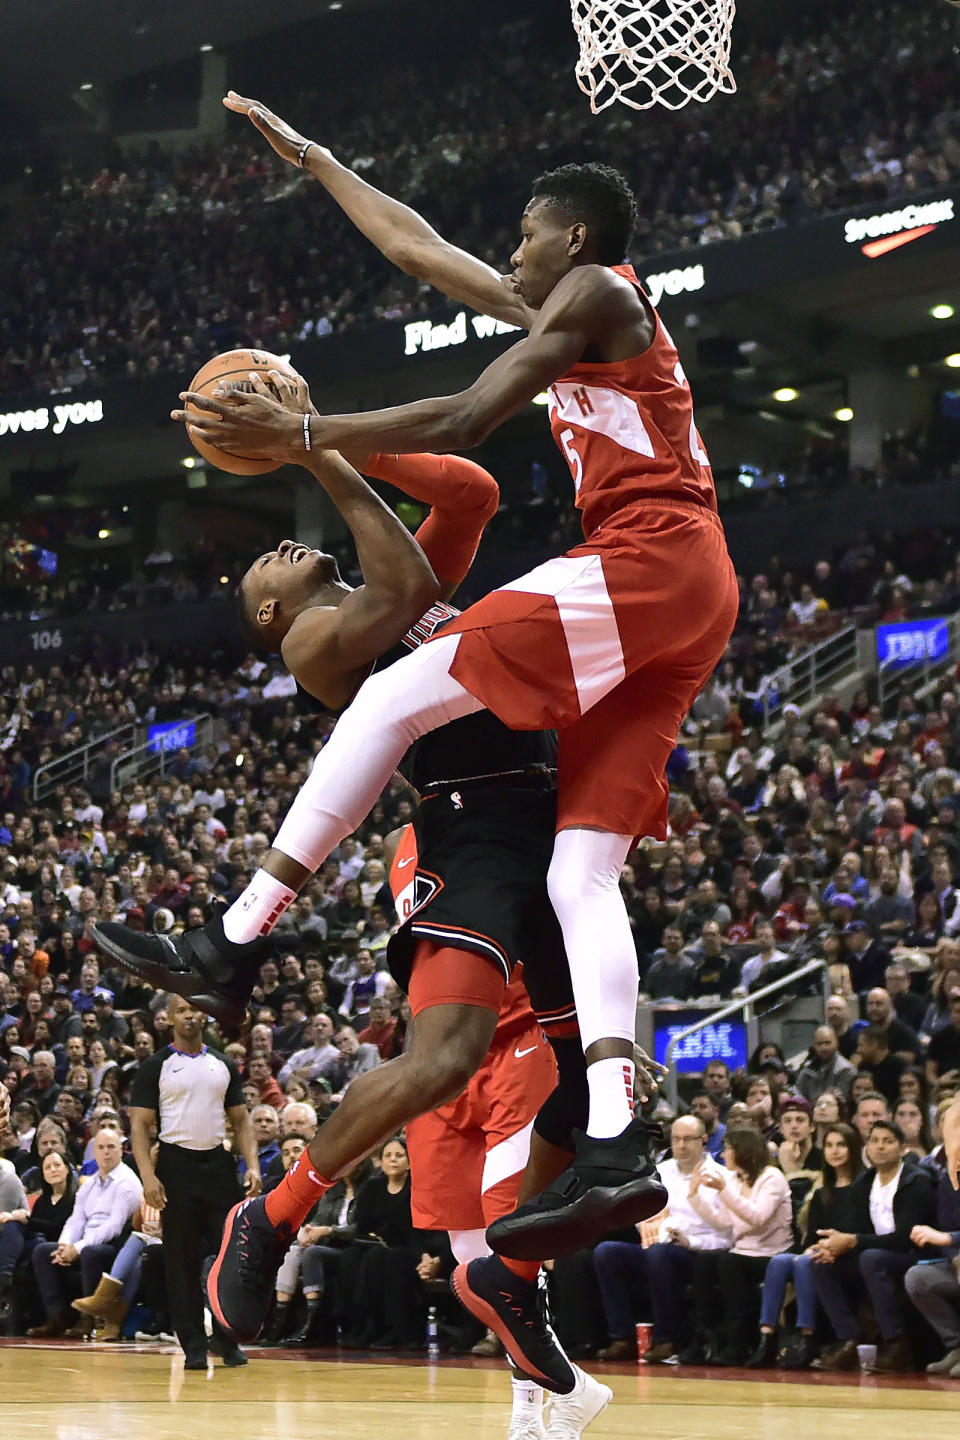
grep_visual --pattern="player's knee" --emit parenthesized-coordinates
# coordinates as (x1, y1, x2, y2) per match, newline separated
(406, 1030, 482, 1107)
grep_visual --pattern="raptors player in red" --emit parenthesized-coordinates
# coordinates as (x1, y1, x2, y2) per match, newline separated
(119, 96, 737, 1343)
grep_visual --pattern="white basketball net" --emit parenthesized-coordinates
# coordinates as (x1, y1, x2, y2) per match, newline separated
(570, 0, 737, 113)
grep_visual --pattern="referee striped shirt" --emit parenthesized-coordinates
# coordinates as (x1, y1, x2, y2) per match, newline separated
(130, 1045, 244, 1150)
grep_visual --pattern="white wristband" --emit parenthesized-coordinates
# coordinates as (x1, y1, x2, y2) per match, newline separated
(303, 413, 313, 451)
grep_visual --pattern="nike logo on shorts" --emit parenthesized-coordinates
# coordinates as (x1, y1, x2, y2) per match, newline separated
(397, 857, 416, 868)
(514, 1045, 538, 1059)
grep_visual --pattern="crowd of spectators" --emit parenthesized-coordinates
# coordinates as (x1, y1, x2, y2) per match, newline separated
(1, 0, 957, 395)
(1, 499, 960, 1364)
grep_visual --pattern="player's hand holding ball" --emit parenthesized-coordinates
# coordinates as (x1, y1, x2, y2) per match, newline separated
(173, 349, 317, 473)
(223, 91, 329, 171)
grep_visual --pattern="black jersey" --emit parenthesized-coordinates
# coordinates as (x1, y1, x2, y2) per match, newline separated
(299, 599, 556, 795)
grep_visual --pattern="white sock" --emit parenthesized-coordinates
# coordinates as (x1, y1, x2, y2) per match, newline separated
(510, 1376, 545, 1425)
(222, 870, 298, 943)
(585, 1056, 636, 1139)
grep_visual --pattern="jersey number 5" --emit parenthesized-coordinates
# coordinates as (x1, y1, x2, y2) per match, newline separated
(558, 428, 584, 494)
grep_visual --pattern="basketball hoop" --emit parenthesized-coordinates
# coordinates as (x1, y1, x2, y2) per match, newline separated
(570, 0, 737, 114)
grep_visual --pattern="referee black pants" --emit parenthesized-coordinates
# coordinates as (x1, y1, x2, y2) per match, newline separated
(156, 1142, 241, 1354)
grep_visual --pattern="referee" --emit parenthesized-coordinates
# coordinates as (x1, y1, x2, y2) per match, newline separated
(129, 994, 260, 1369)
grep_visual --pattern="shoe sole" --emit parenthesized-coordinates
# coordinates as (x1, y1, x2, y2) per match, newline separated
(91, 924, 245, 1027)
(450, 1264, 571, 1395)
(488, 1178, 668, 1261)
(204, 1207, 251, 1343)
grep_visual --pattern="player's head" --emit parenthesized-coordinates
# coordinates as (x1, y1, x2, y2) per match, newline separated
(512, 163, 637, 307)
(237, 538, 348, 652)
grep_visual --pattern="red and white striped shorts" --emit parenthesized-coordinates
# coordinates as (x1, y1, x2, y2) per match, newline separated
(442, 499, 739, 838)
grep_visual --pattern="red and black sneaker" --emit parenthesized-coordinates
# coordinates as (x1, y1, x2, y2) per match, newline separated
(486, 1116, 666, 1260)
(451, 1255, 576, 1395)
(92, 902, 266, 1027)
(204, 1197, 294, 1343)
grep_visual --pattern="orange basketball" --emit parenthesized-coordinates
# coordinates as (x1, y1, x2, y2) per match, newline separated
(185, 348, 300, 475)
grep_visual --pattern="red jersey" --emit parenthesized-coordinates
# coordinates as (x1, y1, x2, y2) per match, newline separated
(547, 264, 717, 539)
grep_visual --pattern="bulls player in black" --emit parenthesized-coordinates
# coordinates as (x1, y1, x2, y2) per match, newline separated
(94, 372, 664, 1390)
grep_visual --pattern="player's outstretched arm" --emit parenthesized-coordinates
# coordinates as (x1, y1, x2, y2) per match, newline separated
(174, 266, 619, 458)
(223, 91, 533, 330)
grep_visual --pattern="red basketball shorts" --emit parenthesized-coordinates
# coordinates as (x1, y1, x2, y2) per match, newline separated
(443, 499, 739, 838)
(406, 1016, 558, 1231)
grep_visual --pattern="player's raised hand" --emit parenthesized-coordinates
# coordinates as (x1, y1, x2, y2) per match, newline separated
(223, 91, 329, 169)
(172, 381, 303, 462)
(633, 1043, 667, 1101)
(259, 370, 319, 419)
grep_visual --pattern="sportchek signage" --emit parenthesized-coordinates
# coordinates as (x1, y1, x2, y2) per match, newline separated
(843, 197, 955, 257)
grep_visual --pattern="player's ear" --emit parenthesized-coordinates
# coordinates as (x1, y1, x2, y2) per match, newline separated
(568, 221, 587, 257)
(256, 598, 279, 628)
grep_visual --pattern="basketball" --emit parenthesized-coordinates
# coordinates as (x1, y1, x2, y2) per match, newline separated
(185, 348, 301, 475)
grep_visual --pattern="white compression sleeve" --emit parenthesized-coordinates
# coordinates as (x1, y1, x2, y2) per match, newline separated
(448, 1228, 490, 1265)
(546, 826, 639, 1053)
(272, 634, 480, 874)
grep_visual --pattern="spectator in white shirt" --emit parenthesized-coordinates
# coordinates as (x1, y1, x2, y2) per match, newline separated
(278, 1014, 342, 1087)
(28, 1128, 142, 1337)
(740, 921, 788, 989)
(594, 1115, 732, 1362)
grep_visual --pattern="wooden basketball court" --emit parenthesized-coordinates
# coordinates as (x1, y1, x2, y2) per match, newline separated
(3, 1343, 959, 1440)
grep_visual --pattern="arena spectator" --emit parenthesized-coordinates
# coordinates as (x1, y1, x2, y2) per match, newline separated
(825, 994, 860, 1061)
(740, 921, 788, 990)
(689, 1092, 727, 1161)
(863, 987, 922, 1063)
(684, 1128, 793, 1365)
(854, 1028, 907, 1107)
(682, 922, 740, 998)
(795, 1027, 857, 1106)
(594, 1115, 732, 1362)
(277, 1014, 342, 1087)
(748, 1122, 864, 1370)
(644, 926, 696, 999)
(27, 1127, 141, 1338)
(777, 1097, 822, 1179)
(811, 1120, 935, 1372)
(357, 997, 400, 1060)
(926, 990, 960, 1083)
(242, 1104, 282, 1179)
(331, 1026, 380, 1098)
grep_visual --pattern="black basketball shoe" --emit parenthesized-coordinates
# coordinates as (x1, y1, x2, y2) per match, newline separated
(204, 1199, 294, 1344)
(451, 1255, 576, 1395)
(91, 901, 267, 1026)
(486, 1116, 666, 1260)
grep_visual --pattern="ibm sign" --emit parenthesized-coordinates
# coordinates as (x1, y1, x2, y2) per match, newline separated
(654, 1012, 748, 1073)
(147, 721, 197, 755)
(876, 618, 950, 670)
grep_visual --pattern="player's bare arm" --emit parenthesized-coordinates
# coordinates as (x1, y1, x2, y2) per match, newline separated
(281, 448, 441, 710)
(173, 266, 643, 458)
(223, 90, 534, 329)
(224, 370, 440, 709)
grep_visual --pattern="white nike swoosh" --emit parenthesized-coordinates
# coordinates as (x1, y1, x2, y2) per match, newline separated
(514, 1045, 538, 1059)
(396, 857, 416, 868)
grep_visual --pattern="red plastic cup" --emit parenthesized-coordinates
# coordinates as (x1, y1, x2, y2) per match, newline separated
(636, 1322, 653, 1359)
